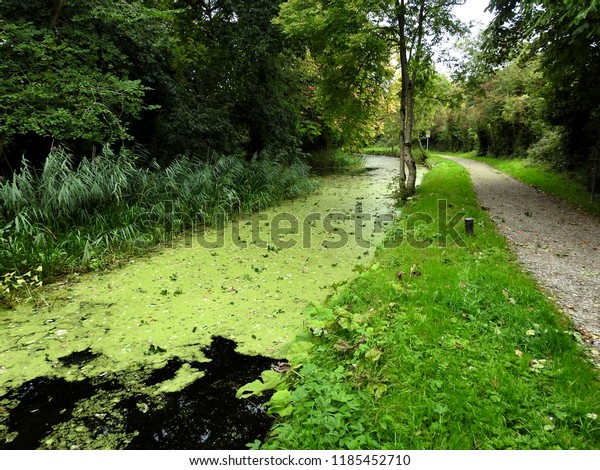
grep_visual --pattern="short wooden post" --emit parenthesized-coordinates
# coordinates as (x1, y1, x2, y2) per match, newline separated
(591, 158, 598, 202)
(465, 217, 474, 236)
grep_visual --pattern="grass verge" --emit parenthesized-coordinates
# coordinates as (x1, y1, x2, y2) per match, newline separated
(252, 156, 600, 449)
(362, 146, 429, 166)
(438, 152, 600, 217)
(305, 149, 367, 172)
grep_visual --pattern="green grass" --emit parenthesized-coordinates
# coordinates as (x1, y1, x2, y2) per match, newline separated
(306, 148, 367, 171)
(257, 156, 600, 449)
(362, 146, 399, 157)
(438, 151, 600, 217)
(362, 146, 429, 165)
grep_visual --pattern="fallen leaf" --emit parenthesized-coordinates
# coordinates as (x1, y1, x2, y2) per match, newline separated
(410, 264, 421, 277)
(272, 362, 292, 373)
(334, 340, 355, 352)
(515, 349, 523, 357)
(529, 359, 547, 373)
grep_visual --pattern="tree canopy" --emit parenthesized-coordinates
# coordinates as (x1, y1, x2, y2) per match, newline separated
(484, 0, 600, 166)
(278, 0, 464, 195)
(0, 0, 312, 172)
(1, 0, 598, 183)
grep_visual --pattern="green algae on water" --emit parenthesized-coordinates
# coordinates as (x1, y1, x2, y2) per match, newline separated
(0, 157, 426, 448)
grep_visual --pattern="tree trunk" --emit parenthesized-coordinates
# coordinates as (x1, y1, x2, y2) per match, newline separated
(404, 76, 417, 194)
(396, 0, 409, 197)
(51, 0, 67, 30)
(395, 0, 425, 198)
(417, 138, 428, 161)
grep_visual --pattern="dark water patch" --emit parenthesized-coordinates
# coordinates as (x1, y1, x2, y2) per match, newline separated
(0, 336, 283, 449)
(58, 348, 101, 367)
(125, 336, 279, 450)
(1, 376, 120, 449)
(144, 357, 185, 386)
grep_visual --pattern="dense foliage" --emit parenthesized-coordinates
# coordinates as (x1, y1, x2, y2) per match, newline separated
(410, 1, 600, 178)
(0, 0, 324, 284)
(0, 0, 331, 169)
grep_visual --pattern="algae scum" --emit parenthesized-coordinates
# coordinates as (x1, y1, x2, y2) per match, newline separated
(0, 157, 408, 449)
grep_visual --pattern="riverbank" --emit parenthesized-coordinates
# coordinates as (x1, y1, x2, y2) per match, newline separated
(261, 156, 600, 449)
(441, 154, 600, 360)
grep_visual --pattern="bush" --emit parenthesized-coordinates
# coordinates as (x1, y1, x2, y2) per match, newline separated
(527, 127, 568, 170)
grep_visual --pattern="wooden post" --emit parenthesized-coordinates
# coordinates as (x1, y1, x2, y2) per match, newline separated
(591, 158, 598, 202)
(465, 218, 474, 236)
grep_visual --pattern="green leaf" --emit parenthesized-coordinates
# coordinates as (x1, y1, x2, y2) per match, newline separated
(365, 348, 383, 362)
(268, 389, 293, 417)
(236, 369, 285, 399)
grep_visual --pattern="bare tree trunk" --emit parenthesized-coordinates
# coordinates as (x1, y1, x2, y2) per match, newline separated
(405, 77, 417, 194)
(51, 0, 66, 30)
(395, 0, 426, 197)
(417, 138, 428, 161)
(396, 0, 409, 196)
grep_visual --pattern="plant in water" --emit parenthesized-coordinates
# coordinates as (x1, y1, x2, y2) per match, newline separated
(1, 266, 43, 305)
(0, 147, 318, 284)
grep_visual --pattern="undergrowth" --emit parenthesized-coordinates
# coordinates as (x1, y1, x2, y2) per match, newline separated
(0, 147, 317, 301)
(305, 148, 366, 172)
(246, 157, 600, 449)
(362, 146, 399, 157)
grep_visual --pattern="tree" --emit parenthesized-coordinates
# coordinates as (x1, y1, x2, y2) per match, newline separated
(485, 0, 600, 169)
(163, 0, 308, 161)
(0, 0, 173, 169)
(278, 0, 464, 195)
(276, 0, 392, 152)
(390, 0, 465, 195)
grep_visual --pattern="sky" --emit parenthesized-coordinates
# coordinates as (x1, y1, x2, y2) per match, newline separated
(453, 0, 494, 31)
(433, 0, 495, 75)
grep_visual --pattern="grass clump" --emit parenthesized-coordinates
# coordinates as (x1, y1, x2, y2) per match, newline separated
(362, 146, 399, 157)
(0, 147, 317, 297)
(256, 156, 600, 449)
(362, 146, 429, 165)
(305, 148, 366, 172)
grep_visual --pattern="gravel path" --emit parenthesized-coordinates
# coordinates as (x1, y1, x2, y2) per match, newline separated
(442, 156, 600, 359)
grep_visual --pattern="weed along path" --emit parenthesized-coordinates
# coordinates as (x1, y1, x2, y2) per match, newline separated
(0, 156, 420, 449)
(442, 155, 600, 357)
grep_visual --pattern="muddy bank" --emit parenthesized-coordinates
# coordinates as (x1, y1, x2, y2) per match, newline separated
(0, 156, 421, 448)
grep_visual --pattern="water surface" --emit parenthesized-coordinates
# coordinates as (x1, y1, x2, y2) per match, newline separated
(0, 156, 417, 448)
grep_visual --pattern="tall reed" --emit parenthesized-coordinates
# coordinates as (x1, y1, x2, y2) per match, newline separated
(0, 148, 317, 285)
